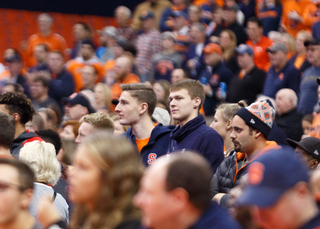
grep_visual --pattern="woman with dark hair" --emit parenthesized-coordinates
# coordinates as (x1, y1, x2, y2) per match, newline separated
(258, 0, 282, 36)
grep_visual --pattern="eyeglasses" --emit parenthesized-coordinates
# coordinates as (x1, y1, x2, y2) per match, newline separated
(0, 181, 27, 193)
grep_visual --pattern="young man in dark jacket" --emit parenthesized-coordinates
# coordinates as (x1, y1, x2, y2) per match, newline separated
(0, 92, 43, 158)
(115, 83, 174, 166)
(168, 79, 224, 173)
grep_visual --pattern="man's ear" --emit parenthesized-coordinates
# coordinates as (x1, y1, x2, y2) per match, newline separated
(254, 130, 262, 138)
(193, 97, 201, 110)
(139, 102, 148, 115)
(20, 189, 33, 210)
(12, 113, 20, 123)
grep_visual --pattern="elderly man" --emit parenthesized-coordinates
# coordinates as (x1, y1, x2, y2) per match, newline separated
(263, 43, 301, 98)
(25, 13, 67, 68)
(238, 147, 320, 229)
(115, 6, 136, 42)
(275, 88, 303, 141)
(134, 152, 241, 229)
(298, 38, 320, 116)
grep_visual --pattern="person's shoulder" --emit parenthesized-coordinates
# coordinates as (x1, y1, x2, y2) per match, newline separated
(52, 33, 67, 42)
(125, 73, 141, 83)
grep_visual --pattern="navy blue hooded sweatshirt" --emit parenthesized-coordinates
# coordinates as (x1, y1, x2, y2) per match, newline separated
(124, 123, 175, 166)
(168, 115, 224, 173)
(11, 130, 44, 158)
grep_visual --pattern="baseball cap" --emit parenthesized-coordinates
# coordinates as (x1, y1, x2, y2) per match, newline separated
(224, 2, 239, 11)
(139, 10, 155, 20)
(304, 38, 320, 47)
(173, 11, 189, 20)
(287, 137, 320, 161)
(97, 26, 117, 38)
(317, 77, 320, 85)
(203, 43, 222, 54)
(236, 44, 254, 55)
(237, 147, 309, 207)
(62, 93, 96, 114)
(267, 43, 288, 53)
(5, 54, 22, 63)
(235, 99, 275, 138)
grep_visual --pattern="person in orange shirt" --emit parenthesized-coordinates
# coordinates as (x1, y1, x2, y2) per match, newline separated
(246, 17, 273, 72)
(281, 0, 313, 37)
(66, 39, 104, 92)
(302, 1, 320, 31)
(24, 13, 68, 68)
(111, 56, 140, 110)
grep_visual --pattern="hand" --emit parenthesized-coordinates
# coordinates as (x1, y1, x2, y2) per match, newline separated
(202, 83, 213, 96)
(35, 70, 52, 81)
(37, 194, 62, 228)
(288, 11, 302, 22)
(187, 59, 196, 69)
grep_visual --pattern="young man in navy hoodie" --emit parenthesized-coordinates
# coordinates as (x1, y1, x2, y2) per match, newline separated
(168, 79, 224, 173)
(115, 83, 174, 166)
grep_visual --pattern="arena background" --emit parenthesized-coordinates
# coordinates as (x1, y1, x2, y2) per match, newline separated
(0, 0, 143, 59)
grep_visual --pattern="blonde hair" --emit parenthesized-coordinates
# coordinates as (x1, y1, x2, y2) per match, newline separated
(282, 33, 297, 52)
(19, 141, 61, 186)
(70, 132, 143, 229)
(94, 83, 112, 109)
(221, 30, 237, 61)
(80, 112, 115, 132)
(216, 100, 247, 122)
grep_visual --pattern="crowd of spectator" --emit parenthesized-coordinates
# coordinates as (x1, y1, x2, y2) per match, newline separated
(2, 0, 320, 228)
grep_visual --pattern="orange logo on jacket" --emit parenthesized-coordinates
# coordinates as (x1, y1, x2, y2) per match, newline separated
(148, 153, 157, 164)
(278, 73, 284, 81)
(248, 162, 265, 185)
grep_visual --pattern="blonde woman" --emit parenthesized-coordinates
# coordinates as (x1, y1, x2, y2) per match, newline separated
(210, 101, 247, 157)
(94, 83, 112, 112)
(69, 132, 143, 229)
(219, 30, 239, 74)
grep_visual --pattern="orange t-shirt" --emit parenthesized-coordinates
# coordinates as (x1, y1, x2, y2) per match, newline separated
(193, 0, 224, 7)
(282, 0, 312, 37)
(302, 2, 320, 29)
(136, 137, 151, 153)
(66, 58, 104, 92)
(25, 32, 68, 67)
(246, 36, 273, 72)
(293, 53, 307, 70)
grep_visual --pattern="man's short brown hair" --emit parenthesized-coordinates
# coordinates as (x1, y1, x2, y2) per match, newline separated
(170, 79, 205, 111)
(165, 152, 212, 210)
(120, 83, 157, 117)
(80, 113, 115, 132)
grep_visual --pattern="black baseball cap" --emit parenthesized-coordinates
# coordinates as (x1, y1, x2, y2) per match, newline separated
(62, 93, 96, 114)
(287, 137, 320, 161)
(304, 38, 320, 47)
